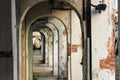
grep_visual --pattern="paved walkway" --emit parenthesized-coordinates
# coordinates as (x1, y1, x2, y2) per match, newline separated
(34, 77, 57, 80)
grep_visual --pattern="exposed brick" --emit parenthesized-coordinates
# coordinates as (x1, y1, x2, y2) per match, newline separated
(71, 45, 78, 52)
(100, 13, 115, 70)
(67, 43, 82, 56)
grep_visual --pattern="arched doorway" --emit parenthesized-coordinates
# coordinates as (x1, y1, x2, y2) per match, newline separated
(19, 1, 85, 80)
(28, 17, 68, 80)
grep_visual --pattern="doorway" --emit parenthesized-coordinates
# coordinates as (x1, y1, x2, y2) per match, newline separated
(19, 1, 84, 80)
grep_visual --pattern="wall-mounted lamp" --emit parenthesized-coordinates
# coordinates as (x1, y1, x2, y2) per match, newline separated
(91, 3, 107, 13)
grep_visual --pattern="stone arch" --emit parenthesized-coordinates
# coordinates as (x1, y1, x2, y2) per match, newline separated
(28, 16, 68, 79)
(20, 0, 84, 47)
(19, 1, 86, 80)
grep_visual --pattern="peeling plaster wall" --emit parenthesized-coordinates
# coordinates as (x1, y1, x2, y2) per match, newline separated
(91, 0, 118, 80)
(46, 23, 59, 76)
(39, 28, 53, 69)
(49, 18, 67, 78)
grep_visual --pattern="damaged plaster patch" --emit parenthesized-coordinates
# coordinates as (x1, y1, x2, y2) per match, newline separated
(63, 29, 67, 36)
(67, 43, 82, 56)
(100, 13, 115, 70)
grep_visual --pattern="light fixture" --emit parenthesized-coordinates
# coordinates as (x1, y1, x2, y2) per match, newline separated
(91, 3, 107, 13)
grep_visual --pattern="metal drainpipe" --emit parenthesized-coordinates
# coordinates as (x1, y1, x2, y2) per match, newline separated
(86, 0, 92, 80)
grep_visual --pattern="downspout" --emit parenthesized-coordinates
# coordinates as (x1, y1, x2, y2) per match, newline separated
(86, 0, 92, 80)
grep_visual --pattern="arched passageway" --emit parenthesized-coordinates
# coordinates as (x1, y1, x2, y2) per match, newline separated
(19, 1, 85, 80)
(28, 17, 68, 80)
(10, 0, 118, 80)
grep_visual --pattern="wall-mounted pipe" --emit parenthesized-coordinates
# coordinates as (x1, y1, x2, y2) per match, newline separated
(86, 0, 92, 80)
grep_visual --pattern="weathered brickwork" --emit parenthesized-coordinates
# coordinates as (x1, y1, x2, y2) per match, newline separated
(68, 43, 82, 56)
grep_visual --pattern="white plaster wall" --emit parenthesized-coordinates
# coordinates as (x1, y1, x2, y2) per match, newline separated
(46, 23, 59, 76)
(51, 10, 83, 80)
(71, 11, 83, 80)
(71, 11, 82, 44)
(91, 0, 117, 80)
(40, 29, 53, 68)
(49, 18, 67, 78)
